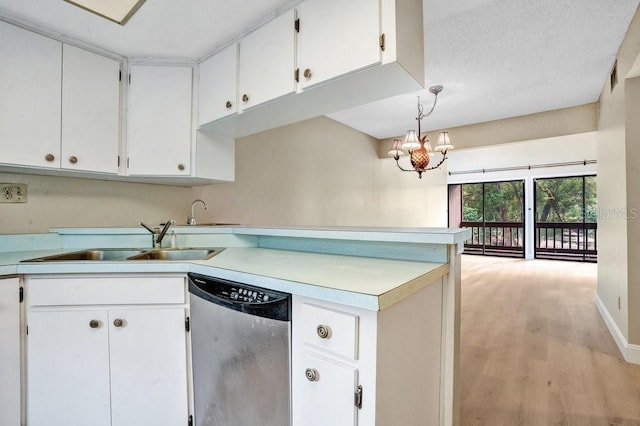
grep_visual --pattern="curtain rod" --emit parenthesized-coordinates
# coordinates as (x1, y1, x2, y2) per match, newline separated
(448, 159, 596, 176)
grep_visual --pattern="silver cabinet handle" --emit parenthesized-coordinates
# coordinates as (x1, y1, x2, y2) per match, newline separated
(178, 163, 185, 171)
(303, 68, 312, 79)
(225, 101, 233, 109)
(305, 368, 319, 382)
(316, 324, 331, 339)
(45, 154, 55, 162)
(113, 318, 124, 327)
(69, 156, 78, 164)
(242, 94, 249, 103)
(89, 319, 100, 329)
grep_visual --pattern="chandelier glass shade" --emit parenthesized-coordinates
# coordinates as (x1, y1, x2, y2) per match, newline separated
(389, 86, 454, 179)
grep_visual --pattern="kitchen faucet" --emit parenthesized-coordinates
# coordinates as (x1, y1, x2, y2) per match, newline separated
(187, 199, 208, 226)
(139, 219, 175, 248)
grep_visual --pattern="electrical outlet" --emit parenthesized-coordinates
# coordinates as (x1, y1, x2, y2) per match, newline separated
(0, 183, 27, 203)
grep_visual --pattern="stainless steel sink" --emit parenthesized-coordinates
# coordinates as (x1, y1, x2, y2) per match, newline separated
(24, 249, 147, 262)
(126, 248, 223, 261)
(22, 248, 224, 262)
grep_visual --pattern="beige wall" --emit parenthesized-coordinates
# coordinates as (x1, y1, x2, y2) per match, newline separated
(625, 76, 640, 344)
(377, 103, 598, 158)
(194, 116, 448, 228)
(0, 172, 197, 234)
(597, 6, 640, 345)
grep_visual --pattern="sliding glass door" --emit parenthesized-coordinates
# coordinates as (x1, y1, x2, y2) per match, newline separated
(534, 175, 597, 262)
(451, 180, 525, 258)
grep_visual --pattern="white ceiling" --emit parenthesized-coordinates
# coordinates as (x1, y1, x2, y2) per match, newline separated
(0, 0, 638, 139)
(329, 0, 640, 138)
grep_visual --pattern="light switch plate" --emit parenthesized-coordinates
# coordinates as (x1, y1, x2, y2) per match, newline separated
(1, 183, 27, 203)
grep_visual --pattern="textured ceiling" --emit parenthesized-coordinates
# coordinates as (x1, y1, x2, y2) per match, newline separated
(328, 0, 640, 138)
(0, 0, 303, 60)
(0, 0, 638, 138)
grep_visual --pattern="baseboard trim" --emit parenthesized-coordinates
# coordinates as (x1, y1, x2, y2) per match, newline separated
(595, 296, 640, 365)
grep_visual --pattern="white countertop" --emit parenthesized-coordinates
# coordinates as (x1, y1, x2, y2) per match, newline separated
(1, 247, 447, 310)
(1, 226, 467, 310)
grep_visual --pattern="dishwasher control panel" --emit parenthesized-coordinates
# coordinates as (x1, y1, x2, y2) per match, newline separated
(229, 287, 271, 303)
(188, 273, 291, 322)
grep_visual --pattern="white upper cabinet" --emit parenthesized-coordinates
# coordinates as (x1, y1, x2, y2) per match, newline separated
(62, 44, 120, 174)
(199, 0, 423, 138)
(0, 21, 62, 168)
(128, 64, 193, 176)
(238, 9, 296, 110)
(198, 44, 238, 125)
(297, 0, 381, 89)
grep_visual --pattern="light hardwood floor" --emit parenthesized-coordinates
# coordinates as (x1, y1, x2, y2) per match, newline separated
(460, 255, 640, 426)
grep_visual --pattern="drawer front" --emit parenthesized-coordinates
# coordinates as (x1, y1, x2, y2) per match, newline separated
(300, 302, 359, 359)
(26, 276, 185, 306)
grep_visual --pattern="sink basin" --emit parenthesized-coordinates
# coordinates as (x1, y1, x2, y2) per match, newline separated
(22, 248, 224, 262)
(24, 249, 147, 262)
(126, 248, 224, 261)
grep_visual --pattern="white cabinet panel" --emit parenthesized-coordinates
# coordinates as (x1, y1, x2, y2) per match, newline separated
(0, 21, 61, 168)
(128, 65, 192, 176)
(297, 0, 381, 89)
(27, 310, 111, 426)
(295, 351, 358, 426)
(238, 9, 296, 110)
(62, 44, 120, 174)
(0, 278, 21, 426)
(199, 44, 238, 125)
(109, 308, 189, 426)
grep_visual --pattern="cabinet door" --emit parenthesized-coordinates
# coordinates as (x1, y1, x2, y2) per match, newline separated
(0, 278, 21, 426)
(297, 0, 381, 89)
(27, 310, 111, 426)
(62, 44, 120, 174)
(294, 351, 358, 426)
(198, 44, 238, 125)
(128, 65, 192, 176)
(238, 9, 296, 110)
(0, 21, 61, 168)
(109, 308, 189, 426)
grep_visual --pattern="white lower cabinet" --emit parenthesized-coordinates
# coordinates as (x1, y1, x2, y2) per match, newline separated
(0, 277, 21, 426)
(27, 310, 112, 426)
(292, 277, 445, 426)
(25, 275, 190, 426)
(293, 297, 372, 426)
(298, 351, 359, 426)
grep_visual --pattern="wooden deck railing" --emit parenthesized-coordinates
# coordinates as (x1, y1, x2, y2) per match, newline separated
(535, 222, 597, 262)
(461, 221, 524, 257)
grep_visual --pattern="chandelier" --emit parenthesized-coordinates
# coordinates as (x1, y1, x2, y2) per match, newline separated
(388, 85, 454, 179)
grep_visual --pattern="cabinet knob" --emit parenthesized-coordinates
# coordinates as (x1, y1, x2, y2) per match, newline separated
(178, 163, 185, 171)
(89, 319, 100, 329)
(113, 318, 124, 327)
(305, 368, 319, 382)
(45, 154, 55, 162)
(225, 101, 233, 109)
(68, 156, 78, 164)
(303, 68, 312, 79)
(316, 324, 331, 339)
(242, 94, 249, 103)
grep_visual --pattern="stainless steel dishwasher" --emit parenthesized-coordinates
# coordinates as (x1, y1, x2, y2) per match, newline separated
(188, 273, 291, 426)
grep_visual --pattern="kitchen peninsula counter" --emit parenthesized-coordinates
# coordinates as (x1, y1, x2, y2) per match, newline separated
(0, 225, 470, 426)
(1, 225, 468, 311)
